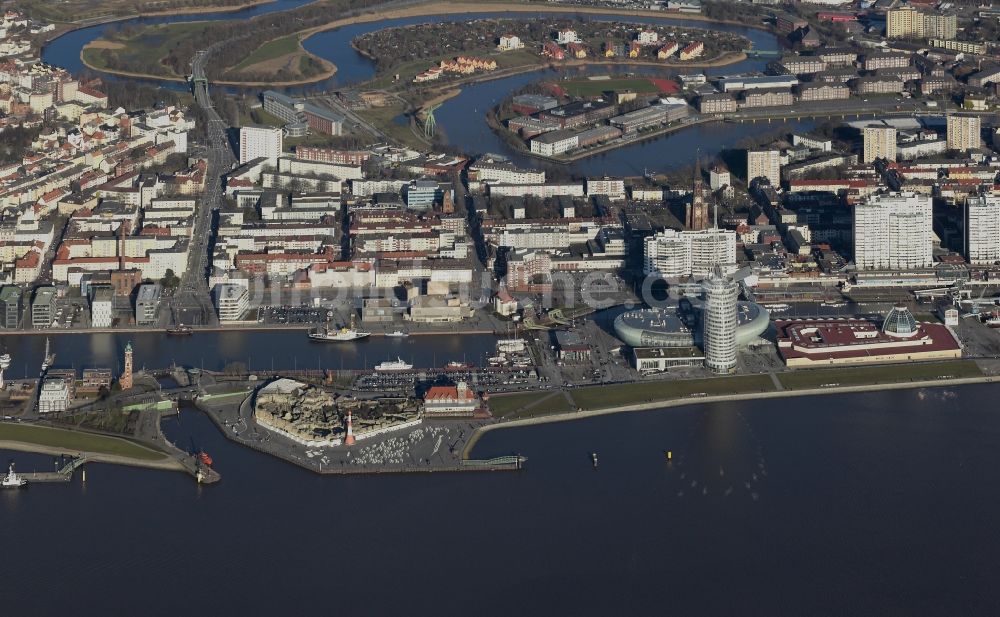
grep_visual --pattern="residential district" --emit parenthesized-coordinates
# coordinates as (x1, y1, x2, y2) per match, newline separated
(2, 0, 1000, 477)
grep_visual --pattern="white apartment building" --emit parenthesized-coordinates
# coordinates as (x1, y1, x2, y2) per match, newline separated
(586, 178, 626, 201)
(967, 195, 1000, 264)
(854, 192, 933, 270)
(747, 149, 781, 187)
(497, 34, 524, 51)
(709, 167, 731, 190)
(239, 126, 283, 165)
(90, 287, 113, 328)
(644, 228, 737, 278)
(38, 378, 70, 413)
(467, 159, 545, 191)
(215, 283, 250, 321)
(863, 126, 897, 163)
(946, 115, 981, 152)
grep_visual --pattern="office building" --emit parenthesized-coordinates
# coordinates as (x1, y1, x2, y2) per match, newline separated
(967, 195, 1000, 264)
(31, 286, 56, 329)
(215, 284, 250, 322)
(702, 265, 739, 374)
(853, 192, 933, 270)
(404, 180, 439, 210)
(947, 115, 981, 151)
(90, 287, 113, 328)
(747, 149, 781, 187)
(239, 125, 283, 165)
(0, 286, 21, 329)
(644, 228, 737, 278)
(863, 126, 897, 163)
(135, 283, 162, 326)
(262, 91, 344, 136)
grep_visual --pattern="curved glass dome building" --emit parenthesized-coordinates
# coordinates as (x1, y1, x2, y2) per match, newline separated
(882, 305, 918, 338)
(613, 301, 770, 349)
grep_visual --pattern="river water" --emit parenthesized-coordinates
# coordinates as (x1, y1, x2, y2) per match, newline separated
(3, 383, 1000, 615)
(41, 4, 814, 174)
(0, 330, 499, 376)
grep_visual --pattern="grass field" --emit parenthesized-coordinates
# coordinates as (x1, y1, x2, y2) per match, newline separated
(570, 374, 776, 411)
(0, 423, 166, 460)
(559, 77, 661, 97)
(232, 34, 301, 72)
(357, 104, 425, 149)
(776, 361, 983, 391)
(487, 391, 562, 417)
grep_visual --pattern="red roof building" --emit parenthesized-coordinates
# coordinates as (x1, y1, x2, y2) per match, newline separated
(423, 382, 482, 416)
(775, 310, 961, 368)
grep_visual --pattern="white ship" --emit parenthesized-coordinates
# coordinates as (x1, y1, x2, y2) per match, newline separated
(2, 462, 26, 488)
(308, 315, 370, 342)
(763, 303, 790, 312)
(375, 357, 413, 372)
(385, 330, 410, 338)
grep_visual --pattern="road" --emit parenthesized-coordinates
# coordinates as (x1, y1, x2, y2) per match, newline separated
(170, 49, 236, 327)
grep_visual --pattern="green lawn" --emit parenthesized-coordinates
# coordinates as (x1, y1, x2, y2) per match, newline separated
(570, 374, 776, 411)
(0, 423, 166, 461)
(357, 104, 426, 149)
(488, 390, 562, 418)
(560, 77, 660, 97)
(776, 361, 982, 391)
(232, 34, 301, 72)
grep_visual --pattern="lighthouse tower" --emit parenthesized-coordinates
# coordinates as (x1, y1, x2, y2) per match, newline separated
(120, 342, 133, 390)
(344, 409, 356, 446)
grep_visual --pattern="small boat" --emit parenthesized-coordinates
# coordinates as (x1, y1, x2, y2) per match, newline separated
(444, 361, 475, 370)
(375, 357, 413, 372)
(40, 337, 55, 373)
(197, 451, 213, 467)
(385, 330, 409, 338)
(591, 453, 598, 468)
(166, 324, 193, 336)
(1, 462, 26, 488)
(763, 303, 790, 312)
(985, 316, 1000, 328)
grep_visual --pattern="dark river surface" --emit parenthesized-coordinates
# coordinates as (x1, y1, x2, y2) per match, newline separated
(0, 330, 500, 376)
(3, 383, 1000, 615)
(41, 5, 813, 174)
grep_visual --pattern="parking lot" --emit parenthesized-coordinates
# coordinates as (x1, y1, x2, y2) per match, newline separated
(257, 305, 333, 325)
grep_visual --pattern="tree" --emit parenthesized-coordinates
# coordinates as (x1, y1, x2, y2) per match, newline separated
(160, 269, 180, 289)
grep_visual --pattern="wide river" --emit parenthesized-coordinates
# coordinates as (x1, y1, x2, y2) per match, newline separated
(3, 383, 1000, 615)
(41, 2, 816, 174)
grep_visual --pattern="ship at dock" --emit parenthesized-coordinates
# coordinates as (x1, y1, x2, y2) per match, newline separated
(2, 462, 27, 488)
(309, 315, 371, 342)
(375, 357, 413, 372)
(166, 325, 193, 336)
